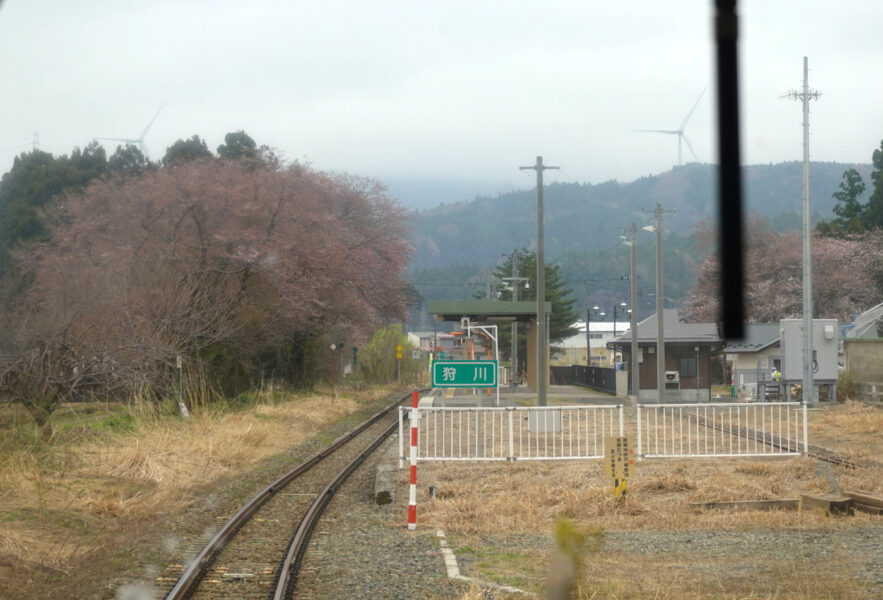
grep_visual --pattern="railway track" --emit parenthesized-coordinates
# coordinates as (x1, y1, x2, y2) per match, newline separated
(161, 389, 425, 600)
(684, 409, 871, 469)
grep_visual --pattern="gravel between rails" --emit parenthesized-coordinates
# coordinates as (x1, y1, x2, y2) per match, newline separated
(293, 436, 463, 599)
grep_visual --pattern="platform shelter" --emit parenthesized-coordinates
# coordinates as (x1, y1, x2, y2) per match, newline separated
(428, 300, 552, 390)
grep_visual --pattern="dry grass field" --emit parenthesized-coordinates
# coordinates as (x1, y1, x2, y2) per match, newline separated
(0, 394, 879, 599)
(411, 400, 883, 599)
(0, 386, 398, 599)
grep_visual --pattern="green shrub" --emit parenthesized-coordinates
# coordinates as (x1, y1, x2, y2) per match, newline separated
(837, 369, 856, 403)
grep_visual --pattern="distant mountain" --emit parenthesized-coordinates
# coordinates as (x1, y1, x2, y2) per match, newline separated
(408, 161, 873, 268)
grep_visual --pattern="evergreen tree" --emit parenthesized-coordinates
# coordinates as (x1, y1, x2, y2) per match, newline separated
(0, 143, 107, 276)
(817, 167, 867, 237)
(217, 130, 258, 161)
(832, 168, 866, 227)
(162, 135, 212, 166)
(862, 139, 883, 230)
(480, 249, 580, 375)
(492, 248, 580, 341)
(107, 143, 149, 176)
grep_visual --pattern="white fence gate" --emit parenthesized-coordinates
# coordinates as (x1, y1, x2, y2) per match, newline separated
(399, 405, 623, 463)
(636, 402, 808, 459)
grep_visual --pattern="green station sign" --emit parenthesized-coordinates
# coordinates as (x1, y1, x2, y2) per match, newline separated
(431, 360, 498, 388)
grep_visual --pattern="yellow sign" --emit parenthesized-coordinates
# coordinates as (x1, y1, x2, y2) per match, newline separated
(395, 345, 403, 359)
(604, 436, 635, 479)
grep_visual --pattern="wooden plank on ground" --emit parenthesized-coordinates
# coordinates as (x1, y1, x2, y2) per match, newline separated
(692, 499, 799, 511)
(853, 502, 883, 515)
(843, 490, 883, 509)
(799, 494, 854, 517)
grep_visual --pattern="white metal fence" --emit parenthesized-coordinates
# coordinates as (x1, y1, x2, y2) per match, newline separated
(399, 405, 623, 463)
(636, 402, 808, 459)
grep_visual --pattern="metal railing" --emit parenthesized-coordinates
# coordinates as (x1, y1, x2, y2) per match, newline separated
(399, 405, 623, 463)
(636, 402, 808, 459)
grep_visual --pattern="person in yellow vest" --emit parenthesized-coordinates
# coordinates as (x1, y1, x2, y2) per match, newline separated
(772, 368, 781, 382)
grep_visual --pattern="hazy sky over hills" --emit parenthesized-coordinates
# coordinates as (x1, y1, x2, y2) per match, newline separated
(1, 1, 881, 200)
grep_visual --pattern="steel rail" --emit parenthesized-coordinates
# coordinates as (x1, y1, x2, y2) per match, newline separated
(272, 415, 400, 599)
(164, 389, 425, 600)
(684, 409, 866, 469)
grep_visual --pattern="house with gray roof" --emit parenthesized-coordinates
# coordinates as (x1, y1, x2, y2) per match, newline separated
(723, 323, 781, 400)
(608, 309, 723, 403)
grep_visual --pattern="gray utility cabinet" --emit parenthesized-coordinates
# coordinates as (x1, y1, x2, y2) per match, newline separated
(779, 318, 839, 381)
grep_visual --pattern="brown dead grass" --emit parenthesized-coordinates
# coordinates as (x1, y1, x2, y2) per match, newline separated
(0, 386, 395, 593)
(416, 456, 850, 536)
(427, 401, 883, 600)
(807, 400, 883, 466)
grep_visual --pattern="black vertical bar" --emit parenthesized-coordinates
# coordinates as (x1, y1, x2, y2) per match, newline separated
(714, 0, 744, 339)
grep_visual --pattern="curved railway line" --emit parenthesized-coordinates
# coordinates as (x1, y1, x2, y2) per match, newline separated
(162, 389, 426, 600)
(682, 408, 875, 469)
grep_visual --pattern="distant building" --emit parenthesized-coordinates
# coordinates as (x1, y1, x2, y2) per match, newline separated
(551, 321, 631, 367)
(724, 323, 781, 400)
(407, 331, 470, 359)
(723, 319, 839, 403)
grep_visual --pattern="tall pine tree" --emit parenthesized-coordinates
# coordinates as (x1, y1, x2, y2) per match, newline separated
(480, 248, 580, 375)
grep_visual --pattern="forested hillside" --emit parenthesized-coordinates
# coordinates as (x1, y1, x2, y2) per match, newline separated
(407, 161, 873, 329)
(411, 161, 871, 268)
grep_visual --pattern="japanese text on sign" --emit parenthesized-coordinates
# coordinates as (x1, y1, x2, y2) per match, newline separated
(431, 360, 498, 388)
(603, 436, 635, 479)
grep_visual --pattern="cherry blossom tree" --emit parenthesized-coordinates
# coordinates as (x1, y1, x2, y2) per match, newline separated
(1, 158, 412, 429)
(683, 218, 883, 323)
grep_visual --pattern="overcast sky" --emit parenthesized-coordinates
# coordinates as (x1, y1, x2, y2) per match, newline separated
(1, 1, 881, 201)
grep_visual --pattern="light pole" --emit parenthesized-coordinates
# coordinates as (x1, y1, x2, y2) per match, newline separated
(622, 223, 639, 398)
(643, 203, 665, 404)
(586, 305, 601, 366)
(612, 302, 628, 337)
(501, 250, 528, 390)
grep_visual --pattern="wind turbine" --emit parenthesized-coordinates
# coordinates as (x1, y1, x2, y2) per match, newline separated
(634, 89, 705, 166)
(97, 101, 167, 160)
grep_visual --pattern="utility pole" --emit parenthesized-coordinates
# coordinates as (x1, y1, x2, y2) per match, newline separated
(785, 56, 820, 406)
(520, 156, 558, 407)
(628, 222, 639, 399)
(643, 204, 666, 404)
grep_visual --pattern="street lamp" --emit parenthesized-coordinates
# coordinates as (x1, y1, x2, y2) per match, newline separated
(612, 302, 628, 337)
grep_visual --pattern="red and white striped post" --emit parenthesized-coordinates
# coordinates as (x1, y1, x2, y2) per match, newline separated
(407, 389, 419, 530)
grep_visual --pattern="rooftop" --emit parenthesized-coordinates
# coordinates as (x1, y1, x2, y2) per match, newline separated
(610, 309, 721, 345)
(723, 323, 780, 353)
